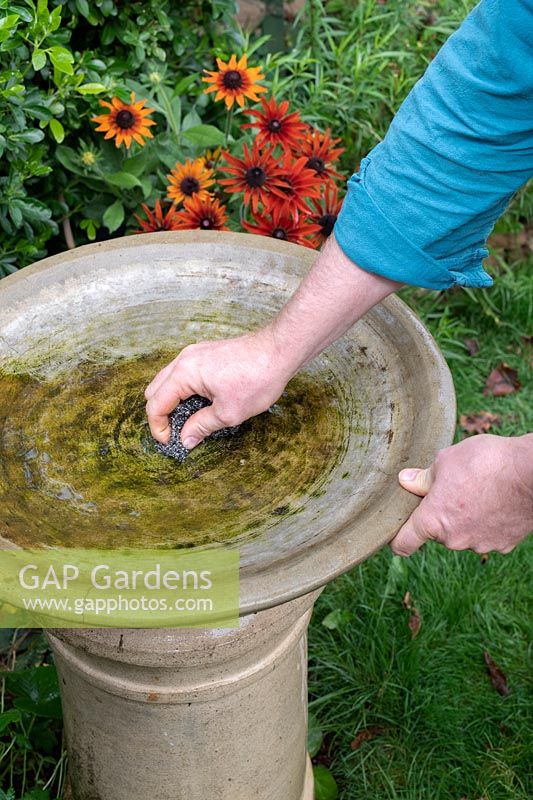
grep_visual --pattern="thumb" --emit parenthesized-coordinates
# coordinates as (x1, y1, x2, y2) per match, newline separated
(390, 507, 430, 556)
(398, 466, 433, 497)
(180, 405, 225, 450)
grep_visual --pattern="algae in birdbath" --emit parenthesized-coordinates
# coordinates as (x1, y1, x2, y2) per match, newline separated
(0, 351, 345, 549)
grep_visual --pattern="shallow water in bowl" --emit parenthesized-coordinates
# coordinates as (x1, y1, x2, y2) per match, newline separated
(0, 352, 346, 549)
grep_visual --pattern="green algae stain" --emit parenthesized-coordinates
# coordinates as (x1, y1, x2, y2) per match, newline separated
(0, 352, 345, 549)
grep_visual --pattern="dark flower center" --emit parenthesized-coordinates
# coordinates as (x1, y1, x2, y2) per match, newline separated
(318, 213, 337, 237)
(245, 166, 267, 188)
(266, 119, 282, 132)
(115, 110, 135, 129)
(223, 70, 243, 90)
(181, 177, 201, 196)
(200, 217, 214, 229)
(307, 156, 326, 174)
(272, 228, 288, 240)
(279, 178, 294, 195)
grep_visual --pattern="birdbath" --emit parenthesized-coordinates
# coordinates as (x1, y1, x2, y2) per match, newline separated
(0, 232, 455, 800)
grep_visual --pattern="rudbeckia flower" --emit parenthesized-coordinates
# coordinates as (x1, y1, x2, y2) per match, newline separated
(133, 200, 183, 233)
(175, 196, 229, 231)
(241, 97, 309, 152)
(243, 206, 320, 249)
(202, 54, 267, 109)
(307, 184, 344, 247)
(218, 141, 283, 214)
(298, 128, 345, 187)
(166, 159, 215, 205)
(266, 154, 321, 216)
(92, 92, 156, 149)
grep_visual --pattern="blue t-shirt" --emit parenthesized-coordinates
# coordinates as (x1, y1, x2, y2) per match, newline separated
(334, 0, 533, 290)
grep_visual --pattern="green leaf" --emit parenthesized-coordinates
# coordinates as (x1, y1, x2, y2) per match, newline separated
(10, 199, 56, 229)
(182, 124, 225, 147)
(0, 14, 20, 32)
(175, 74, 198, 95)
(0, 709, 21, 733)
(49, 119, 64, 143)
(75, 0, 90, 17)
(103, 200, 124, 232)
(181, 109, 202, 131)
(55, 144, 85, 175)
(77, 82, 107, 95)
(37, 0, 49, 23)
(10, 129, 45, 144)
(139, 176, 152, 199)
(0, 14, 19, 43)
(313, 765, 338, 800)
(49, 5, 62, 31)
(24, 102, 53, 122)
(307, 713, 324, 758)
(6, 666, 62, 720)
(321, 608, 346, 630)
(21, 790, 50, 800)
(106, 172, 142, 189)
(32, 49, 46, 71)
(49, 46, 74, 75)
(10, 6, 33, 23)
(383, 554, 408, 597)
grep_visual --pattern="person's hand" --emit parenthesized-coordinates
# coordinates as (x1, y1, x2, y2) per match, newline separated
(391, 434, 533, 556)
(145, 327, 293, 447)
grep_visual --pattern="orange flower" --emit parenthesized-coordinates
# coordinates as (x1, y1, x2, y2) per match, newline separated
(266, 154, 321, 216)
(92, 92, 156, 149)
(298, 128, 344, 187)
(307, 184, 344, 247)
(133, 200, 183, 233)
(201, 147, 222, 169)
(166, 159, 214, 205)
(241, 97, 309, 152)
(218, 142, 283, 214)
(175, 195, 229, 231)
(243, 205, 320, 249)
(202, 54, 267, 109)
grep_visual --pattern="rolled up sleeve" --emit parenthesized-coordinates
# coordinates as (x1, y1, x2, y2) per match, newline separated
(334, 0, 533, 290)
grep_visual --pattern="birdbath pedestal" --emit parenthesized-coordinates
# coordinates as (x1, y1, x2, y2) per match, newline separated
(0, 232, 455, 800)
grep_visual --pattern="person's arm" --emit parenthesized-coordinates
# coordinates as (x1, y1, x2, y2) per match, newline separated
(145, 235, 400, 446)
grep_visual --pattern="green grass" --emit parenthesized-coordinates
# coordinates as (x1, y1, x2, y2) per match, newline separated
(308, 541, 532, 799)
(308, 250, 533, 799)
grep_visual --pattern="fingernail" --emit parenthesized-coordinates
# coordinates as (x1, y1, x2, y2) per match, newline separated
(399, 468, 419, 481)
(182, 437, 199, 450)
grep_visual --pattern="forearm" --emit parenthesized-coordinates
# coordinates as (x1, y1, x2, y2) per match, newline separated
(266, 234, 401, 376)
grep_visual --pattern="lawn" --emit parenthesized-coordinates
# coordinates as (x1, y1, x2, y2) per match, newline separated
(309, 253, 533, 799)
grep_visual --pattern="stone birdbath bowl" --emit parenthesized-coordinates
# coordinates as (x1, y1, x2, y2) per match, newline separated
(0, 231, 455, 800)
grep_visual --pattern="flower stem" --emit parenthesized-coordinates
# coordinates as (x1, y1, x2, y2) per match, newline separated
(224, 106, 235, 149)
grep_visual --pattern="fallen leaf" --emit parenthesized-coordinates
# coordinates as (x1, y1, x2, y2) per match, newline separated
(483, 651, 509, 696)
(464, 338, 479, 356)
(408, 609, 421, 639)
(402, 591, 412, 609)
(480, 553, 489, 564)
(460, 411, 502, 435)
(483, 363, 521, 396)
(350, 726, 385, 751)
